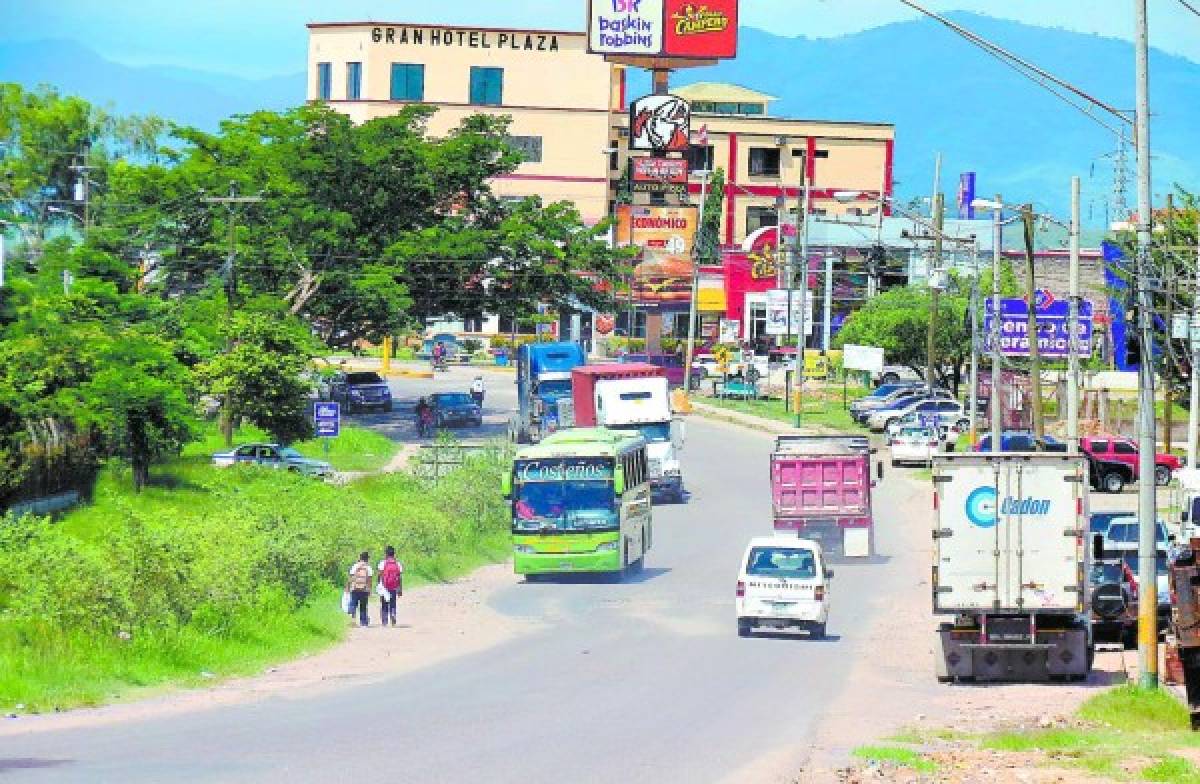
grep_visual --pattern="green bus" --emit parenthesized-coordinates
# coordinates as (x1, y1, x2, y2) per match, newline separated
(503, 428, 653, 577)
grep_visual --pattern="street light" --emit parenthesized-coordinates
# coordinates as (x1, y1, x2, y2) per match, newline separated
(683, 169, 713, 397)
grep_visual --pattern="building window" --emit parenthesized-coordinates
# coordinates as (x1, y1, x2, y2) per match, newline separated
(390, 63, 425, 101)
(506, 135, 543, 163)
(469, 66, 504, 106)
(688, 144, 714, 171)
(748, 148, 781, 178)
(346, 62, 362, 101)
(609, 141, 620, 172)
(746, 206, 779, 235)
(316, 62, 332, 100)
(738, 102, 765, 115)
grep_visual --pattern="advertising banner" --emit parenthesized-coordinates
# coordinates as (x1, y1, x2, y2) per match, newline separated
(663, 0, 739, 58)
(588, 0, 665, 55)
(957, 172, 976, 220)
(842, 344, 885, 374)
(697, 275, 726, 311)
(982, 297, 1095, 358)
(629, 94, 691, 152)
(617, 205, 698, 305)
(631, 156, 689, 195)
(718, 319, 740, 344)
(765, 289, 813, 336)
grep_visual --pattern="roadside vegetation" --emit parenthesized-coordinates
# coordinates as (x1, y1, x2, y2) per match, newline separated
(0, 444, 511, 712)
(698, 389, 867, 431)
(186, 422, 401, 473)
(855, 687, 1200, 782)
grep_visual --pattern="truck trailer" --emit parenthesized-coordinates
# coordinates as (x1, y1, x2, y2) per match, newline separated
(510, 342, 586, 444)
(931, 453, 1093, 682)
(771, 435, 880, 558)
(571, 363, 686, 502)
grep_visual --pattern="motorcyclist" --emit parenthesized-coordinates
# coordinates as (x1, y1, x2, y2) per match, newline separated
(471, 376, 485, 407)
(415, 397, 435, 437)
(431, 341, 446, 371)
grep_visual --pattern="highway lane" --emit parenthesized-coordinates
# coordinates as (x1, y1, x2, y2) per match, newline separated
(2, 405, 932, 783)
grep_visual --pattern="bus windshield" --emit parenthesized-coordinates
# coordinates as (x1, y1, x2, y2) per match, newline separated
(513, 458, 618, 532)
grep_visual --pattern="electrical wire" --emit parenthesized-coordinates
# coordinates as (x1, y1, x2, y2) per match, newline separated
(1177, 0, 1200, 18)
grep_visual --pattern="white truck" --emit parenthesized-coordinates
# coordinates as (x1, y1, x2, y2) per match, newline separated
(931, 453, 1093, 682)
(571, 363, 686, 502)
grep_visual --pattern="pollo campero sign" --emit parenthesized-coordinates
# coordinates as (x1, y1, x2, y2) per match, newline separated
(589, 0, 739, 59)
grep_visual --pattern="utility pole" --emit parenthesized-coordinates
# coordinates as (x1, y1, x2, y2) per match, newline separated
(822, 252, 833, 351)
(1021, 205, 1046, 442)
(1068, 177, 1082, 453)
(968, 238, 980, 442)
(204, 183, 263, 447)
(991, 194, 1003, 452)
(683, 168, 712, 393)
(794, 177, 811, 427)
(1134, 0, 1158, 690)
(1189, 218, 1200, 474)
(925, 193, 944, 394)
(1165, 194, 1176, 454)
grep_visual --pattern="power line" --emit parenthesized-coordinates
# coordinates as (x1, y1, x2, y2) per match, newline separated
(1178, 0, 1200, 18)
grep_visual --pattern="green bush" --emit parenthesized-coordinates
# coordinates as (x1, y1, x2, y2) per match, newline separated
(0, 443, 512, 710)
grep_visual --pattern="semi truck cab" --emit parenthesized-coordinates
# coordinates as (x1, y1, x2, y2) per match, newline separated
(511, 342, 586, 444)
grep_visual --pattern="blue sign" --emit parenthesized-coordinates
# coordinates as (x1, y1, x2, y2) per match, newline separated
(983, 297, 1094, 359)
(314, 402, 340, 437)
(957, 172, 976, 220)
(965, 486, 997, 528)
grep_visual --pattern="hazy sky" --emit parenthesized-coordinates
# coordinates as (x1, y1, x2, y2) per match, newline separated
(2, 0, 1197, 76)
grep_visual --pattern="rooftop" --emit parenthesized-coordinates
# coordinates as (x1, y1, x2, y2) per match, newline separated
(673, 82, 778, 104)
(306, 21, 584, 37)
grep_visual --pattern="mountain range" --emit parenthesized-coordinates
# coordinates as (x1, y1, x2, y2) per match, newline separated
(2, 13, 1197, 221)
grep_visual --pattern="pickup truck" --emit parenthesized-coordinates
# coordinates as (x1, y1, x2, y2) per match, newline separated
(1079, 435, 1181, 487)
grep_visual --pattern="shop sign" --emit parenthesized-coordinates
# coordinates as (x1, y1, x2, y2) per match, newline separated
(588, 0, 665, 55)
(697, 275, 726, 311)
(663, 0, 739, 58)
(629, 94, 691, 153)
(616, 205, 698, 305)
(982, 297, 1094, 359)
(631, 157, 689, 195)
(718, 319, 740, 344)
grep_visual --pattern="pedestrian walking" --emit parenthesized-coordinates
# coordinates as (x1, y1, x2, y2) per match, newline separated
(377, 545, 403, 626)
(346, 551, 373, 627)
(471, 375, 486, 407)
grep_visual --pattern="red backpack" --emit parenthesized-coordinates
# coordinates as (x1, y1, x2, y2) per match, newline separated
(381, 558, 402, 592)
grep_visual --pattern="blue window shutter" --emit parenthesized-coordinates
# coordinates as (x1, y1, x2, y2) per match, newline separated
(410, 65, 424, 101)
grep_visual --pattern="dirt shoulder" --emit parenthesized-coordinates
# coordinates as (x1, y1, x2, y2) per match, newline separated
(0, 561, 538, 738)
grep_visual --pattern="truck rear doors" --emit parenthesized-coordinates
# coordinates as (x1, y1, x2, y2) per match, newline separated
(934, 455, 1086, 613)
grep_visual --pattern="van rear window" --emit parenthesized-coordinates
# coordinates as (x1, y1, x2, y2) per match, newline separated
(746, 547, 817, 579)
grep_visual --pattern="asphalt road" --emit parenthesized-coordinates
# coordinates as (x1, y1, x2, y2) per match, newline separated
(3, 379, 933, 783)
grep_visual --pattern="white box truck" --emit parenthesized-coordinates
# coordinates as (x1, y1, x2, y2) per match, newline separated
(931, 453, 1093, 682)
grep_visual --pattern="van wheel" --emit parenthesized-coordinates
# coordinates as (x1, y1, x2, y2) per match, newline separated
(737, 619, 752, 638)
(1155, 465, 1171, 486)
(1103, 472, 1126, 494)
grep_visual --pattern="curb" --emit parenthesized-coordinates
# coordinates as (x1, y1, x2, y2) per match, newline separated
(689, 401, 844, 437)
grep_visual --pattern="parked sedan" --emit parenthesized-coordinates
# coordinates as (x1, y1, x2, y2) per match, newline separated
(431, 392, 483, 428)
(211, 443, 333, 478)
(890, 426, 939, 467)
(973, 432, 1067, 452)
(866, 397, 965, 433)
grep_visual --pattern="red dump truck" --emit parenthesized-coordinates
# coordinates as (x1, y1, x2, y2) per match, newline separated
(770, 435, 882, 558)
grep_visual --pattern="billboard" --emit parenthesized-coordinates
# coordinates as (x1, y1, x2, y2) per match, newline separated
(842, 344, 885, 374)
(957, 172, 976, 220)
(588, 0, 665, 55)
(617, 205, 698, 305)
(631, 156, 689, 195)
(765, 289, 813, 336)
(589, 0, 738, 58)
(663, 0, 739, 58)
(629, 94, 691, 152)
(982, 296, 1095, 359)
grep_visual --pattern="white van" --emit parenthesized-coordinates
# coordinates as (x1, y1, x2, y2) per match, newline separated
(735, 536, 832, 639)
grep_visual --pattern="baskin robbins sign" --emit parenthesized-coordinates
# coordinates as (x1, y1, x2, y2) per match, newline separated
(589, 0, 739, 59)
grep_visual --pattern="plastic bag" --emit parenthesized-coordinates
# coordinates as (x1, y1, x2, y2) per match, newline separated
(375, 582, 391, 600)
(341, 590, 352, 613)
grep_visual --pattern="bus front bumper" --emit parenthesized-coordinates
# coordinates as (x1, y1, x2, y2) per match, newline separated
(513, 533, 623, 574)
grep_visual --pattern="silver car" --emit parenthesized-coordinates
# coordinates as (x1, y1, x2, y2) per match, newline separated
(211, 443, 333, 478)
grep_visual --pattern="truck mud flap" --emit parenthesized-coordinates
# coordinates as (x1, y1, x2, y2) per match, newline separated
(937, 627, 1089, 682)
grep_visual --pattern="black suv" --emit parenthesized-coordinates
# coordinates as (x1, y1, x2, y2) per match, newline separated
(329, 371, 393, 413)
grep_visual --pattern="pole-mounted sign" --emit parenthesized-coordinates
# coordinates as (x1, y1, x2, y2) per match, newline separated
(588, 0, 738, 59)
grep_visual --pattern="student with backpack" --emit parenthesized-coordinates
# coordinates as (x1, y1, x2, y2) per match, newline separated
(346, 551, 373, 627)
(377, 545, 403, 627)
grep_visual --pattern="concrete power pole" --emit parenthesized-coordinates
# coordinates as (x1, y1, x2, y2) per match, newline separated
(1068, 177, 1081, 453)
(1189, 218, 1200, 473)
(991, 194, 1003, 452)
(1022, 205, 1045, 442)
(683, 168, 711, 395)
(925, 193, 945, 394)
(1134, 0, 1159, 690)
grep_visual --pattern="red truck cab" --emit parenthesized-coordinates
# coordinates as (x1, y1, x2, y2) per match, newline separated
(1079, 435, 1181, 486)
(770, 435, 881, 558)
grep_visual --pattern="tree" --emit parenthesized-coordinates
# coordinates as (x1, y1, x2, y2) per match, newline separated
(836, 284, 971, 392)
(696, 168, 726, 265)
(195, 302, 323, 445)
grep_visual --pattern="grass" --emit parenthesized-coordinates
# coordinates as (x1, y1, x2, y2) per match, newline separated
(183, 421, 401, 473)
(852, 745, 938, 774)
(979, 687, 1200, 781)
(0, 439, 510, 713)
(697, 394, 865, 431)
